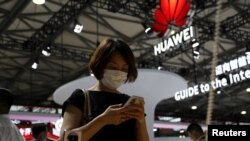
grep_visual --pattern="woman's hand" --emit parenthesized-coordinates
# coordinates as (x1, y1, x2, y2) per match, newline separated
(100, 98, 146, 126)
(100, 104, 129, 125)
(123, 99, 145, 124)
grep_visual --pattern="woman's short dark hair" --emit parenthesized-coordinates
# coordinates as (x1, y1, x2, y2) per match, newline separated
(89, 38, 137, 82)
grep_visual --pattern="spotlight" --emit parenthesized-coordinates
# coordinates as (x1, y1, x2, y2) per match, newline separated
(193, 50, 200, 59)
(157, 66, 163, 70)
(73, 19, 83, 33)
(246, 88, 250, 92)
(32, 0, 45, 5)
(157, 61, 163, 70)
(145, 27, 152, 34)
(241, 110, 247, 115)
(31, 58, 39, 69)
(192, 42, 199, 48)
(90, 71, 94, 77)
(42, 46, 51, 56)
(142, 23, 153, 35)
(191, 105, 197, 110)
(74, 24, 83, 33)
(192, 39, 200, 60)
(191, 39, 199, 48)
(169, 29, 175, 35)
(163, 28, 176, 37)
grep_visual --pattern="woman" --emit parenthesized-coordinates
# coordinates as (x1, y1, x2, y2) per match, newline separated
(60, 38, 149, 141)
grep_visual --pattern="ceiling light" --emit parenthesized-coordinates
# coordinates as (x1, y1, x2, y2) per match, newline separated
(191, 38, 200, 48)
(157, 62, 163, 70)
(145, 27, 152, 34)
(169, 30, 175, 35)
(32, 0, 45, 5)
(31, 58, 39, 69)
(42, 46, 51, 56)
(241, 111, 247, 115)
(73, 19, 83, 33)
(74, 23, 83, 33)
(192, 42, 199, 48)
(193, 50, 200, 59)
(31, 62, 38, 69)
(158, 66, 163, 70)
(246, 88, 250, 92)
(90, 72, 94, 77)
(191, 105, 197, 110)
(142, 23, 153, 35)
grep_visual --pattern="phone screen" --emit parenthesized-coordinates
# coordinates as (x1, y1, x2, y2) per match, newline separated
(124, 96, 143, 106)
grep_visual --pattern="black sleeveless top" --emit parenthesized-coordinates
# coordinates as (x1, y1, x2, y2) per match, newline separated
(62, 89, 137, 141)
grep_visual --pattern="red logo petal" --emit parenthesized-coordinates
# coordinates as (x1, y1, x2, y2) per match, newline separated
(152, 0, 191, 37)
(154, 8, 168, 25)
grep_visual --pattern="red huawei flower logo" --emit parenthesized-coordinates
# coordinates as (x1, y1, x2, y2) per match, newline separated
(152, 0, 191, 37)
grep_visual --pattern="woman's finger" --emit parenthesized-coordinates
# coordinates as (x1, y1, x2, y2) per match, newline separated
(109, 103, 122, 109)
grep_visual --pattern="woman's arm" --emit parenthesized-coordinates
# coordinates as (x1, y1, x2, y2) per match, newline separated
(136, 118, 150, 141)
(60, 104, 106, 141)
(60, 105, 82, 135)
(60, 104, 127, 141)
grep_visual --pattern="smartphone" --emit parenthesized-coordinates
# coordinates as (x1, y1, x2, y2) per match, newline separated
(123, 95, 144, 106)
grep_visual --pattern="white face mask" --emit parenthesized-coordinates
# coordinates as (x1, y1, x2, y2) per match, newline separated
(101, 69, 128, 89)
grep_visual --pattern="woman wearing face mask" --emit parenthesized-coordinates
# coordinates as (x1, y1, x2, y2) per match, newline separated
(60, 38, 149, 141)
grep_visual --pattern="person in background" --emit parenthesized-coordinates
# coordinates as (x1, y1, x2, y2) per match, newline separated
(60, 38, 149, 141)
(0, 88, 25, 141)
(186, 122, 205, 141)
(31, 123, 51, 141)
